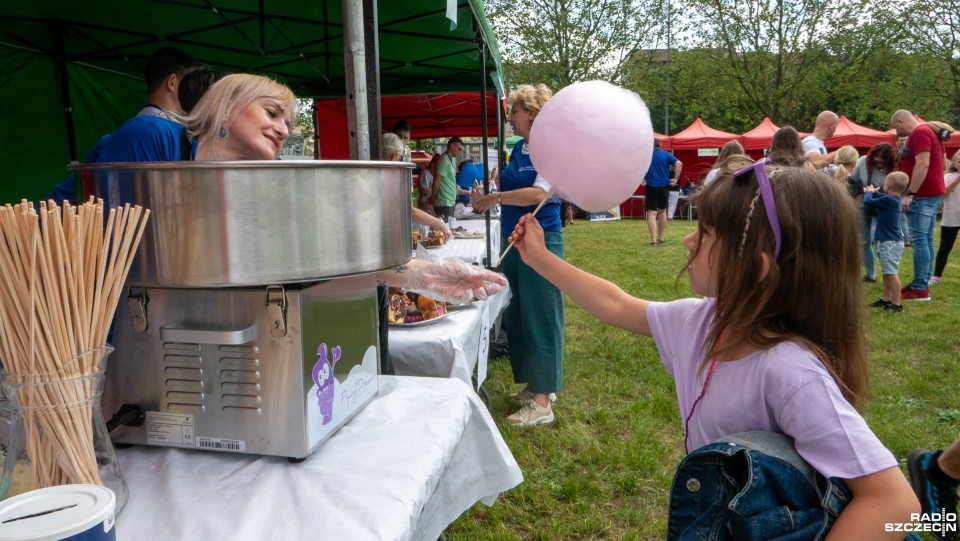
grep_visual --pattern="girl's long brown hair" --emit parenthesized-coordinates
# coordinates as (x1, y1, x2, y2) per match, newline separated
(685, 164, 869, 409)
(766, 126, 809, 168)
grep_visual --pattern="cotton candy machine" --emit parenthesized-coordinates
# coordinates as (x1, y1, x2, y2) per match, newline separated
(71, 160, 414, 459)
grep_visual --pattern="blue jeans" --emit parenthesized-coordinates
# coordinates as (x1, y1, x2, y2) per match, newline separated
(862, 211, 877, 278)
(668, 432, 923, 541)
(907, 195, 944, 290)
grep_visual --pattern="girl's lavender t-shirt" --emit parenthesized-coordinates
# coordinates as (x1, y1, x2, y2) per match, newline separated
(647, 297, 896, 480)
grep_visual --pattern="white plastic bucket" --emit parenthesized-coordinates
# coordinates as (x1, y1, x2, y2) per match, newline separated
(0, 485, 116, 540)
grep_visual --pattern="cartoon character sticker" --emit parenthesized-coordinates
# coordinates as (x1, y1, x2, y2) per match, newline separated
(311, 343, 341, 425)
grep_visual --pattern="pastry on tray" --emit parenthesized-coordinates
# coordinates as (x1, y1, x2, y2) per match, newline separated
(388, 289, 448, 323)
(426, 228, 446, 246)
(451, 226, 483, 238)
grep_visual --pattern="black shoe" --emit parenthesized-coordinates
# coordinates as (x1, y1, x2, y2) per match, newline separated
(863, 275, 877, 283)
(908, 449, 960, 541)
(868, 298, 888, 309)
(884, 302, 903, 313)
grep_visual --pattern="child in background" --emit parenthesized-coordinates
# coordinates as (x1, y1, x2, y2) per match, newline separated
(864, 171, 909, 311)
(507, 160, 919, 539)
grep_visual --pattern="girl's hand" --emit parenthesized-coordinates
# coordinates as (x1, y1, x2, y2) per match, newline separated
(508, 214, 548, 264)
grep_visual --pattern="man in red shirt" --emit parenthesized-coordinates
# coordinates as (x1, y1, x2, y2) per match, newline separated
(891, 109, 946, 300)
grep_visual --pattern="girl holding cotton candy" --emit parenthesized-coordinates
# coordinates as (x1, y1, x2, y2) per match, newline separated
(498, 82, 919, 538)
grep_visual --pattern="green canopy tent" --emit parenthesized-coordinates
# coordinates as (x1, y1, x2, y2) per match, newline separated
(0, 0, 504, 203)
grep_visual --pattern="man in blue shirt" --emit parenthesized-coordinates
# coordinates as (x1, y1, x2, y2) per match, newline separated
(47, 47, 202, 203)
(642, 138, 682, 245)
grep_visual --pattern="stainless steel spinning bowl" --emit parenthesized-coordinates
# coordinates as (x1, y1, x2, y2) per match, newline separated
(71, 160, 414, 287)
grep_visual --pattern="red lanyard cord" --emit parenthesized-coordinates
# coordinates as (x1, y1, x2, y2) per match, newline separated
(683, 337, 722, 453)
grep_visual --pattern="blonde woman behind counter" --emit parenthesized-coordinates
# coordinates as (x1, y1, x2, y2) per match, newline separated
(472, 84, 564, 427)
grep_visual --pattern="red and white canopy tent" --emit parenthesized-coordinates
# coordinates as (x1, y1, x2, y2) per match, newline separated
(316, 92, 503, 160)
(741, 117, 781, 152)
(740, 117, 814, 159)
(670, 118, 743, 185)
(825, 116, 893, 150)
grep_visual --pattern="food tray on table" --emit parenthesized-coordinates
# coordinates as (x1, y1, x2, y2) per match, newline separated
(388, 288, 451, 327)
(450, 226, 484, 239)
(389, 312, 451, 328)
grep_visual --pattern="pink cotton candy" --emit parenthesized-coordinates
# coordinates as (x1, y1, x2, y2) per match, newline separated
(529, 81, 653, 212)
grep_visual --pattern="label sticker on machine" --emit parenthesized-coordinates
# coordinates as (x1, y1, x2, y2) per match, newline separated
(145, 412, 195, 447)
(197, 437, 246, 452)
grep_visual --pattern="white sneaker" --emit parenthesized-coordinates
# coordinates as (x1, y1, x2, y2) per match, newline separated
(509, 387, 557, 403)
(506, 399, 554, 426)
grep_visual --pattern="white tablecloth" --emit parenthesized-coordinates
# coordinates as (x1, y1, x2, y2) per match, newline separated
(425, 217, 501, 266)
(389, 285, 511, 386)
(115, 376, 522, 541)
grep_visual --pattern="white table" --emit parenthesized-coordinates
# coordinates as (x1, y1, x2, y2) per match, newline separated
(115, 376, 522, 541)
(389, 285, 511, 387)
(425, 218, 501, 266)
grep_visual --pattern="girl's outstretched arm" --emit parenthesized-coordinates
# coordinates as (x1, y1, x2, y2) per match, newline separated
(825, 466, 919, 540)
(509, 214, 652, 336)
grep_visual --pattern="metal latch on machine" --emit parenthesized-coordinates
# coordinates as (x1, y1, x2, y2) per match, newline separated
(264, 285, 287, 338)
(126, 287, 148, 333)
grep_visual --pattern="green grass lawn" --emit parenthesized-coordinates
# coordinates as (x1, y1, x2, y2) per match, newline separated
(446, 217, 960, 540)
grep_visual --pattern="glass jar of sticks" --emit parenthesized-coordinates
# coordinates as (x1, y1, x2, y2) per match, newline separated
(0, 345, 127, 511)
(0, 198, 149, 515)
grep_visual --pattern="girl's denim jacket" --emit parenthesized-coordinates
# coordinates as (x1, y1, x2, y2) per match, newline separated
(667, 432, 920, 541)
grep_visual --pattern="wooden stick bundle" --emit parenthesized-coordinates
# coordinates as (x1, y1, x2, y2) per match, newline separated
(0, 198, 149, 491)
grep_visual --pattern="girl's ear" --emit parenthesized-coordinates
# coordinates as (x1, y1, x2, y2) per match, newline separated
(758, 252, 771, 282)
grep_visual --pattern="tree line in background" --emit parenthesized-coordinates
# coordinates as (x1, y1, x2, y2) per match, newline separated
(485, 0, 960, 135)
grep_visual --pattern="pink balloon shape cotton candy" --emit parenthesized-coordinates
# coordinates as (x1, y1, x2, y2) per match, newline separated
(528, 81, 653, 212)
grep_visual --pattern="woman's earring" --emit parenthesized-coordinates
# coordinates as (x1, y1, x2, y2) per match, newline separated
(219, 125, 229, 141)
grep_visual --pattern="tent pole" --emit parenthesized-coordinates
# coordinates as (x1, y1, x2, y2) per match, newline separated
(312, 98, 320, 159)
(479, 40, 493, 268)
(363, 0, 382, 159)
(53, 22, 79, 165)
(342, 0, 370, 160)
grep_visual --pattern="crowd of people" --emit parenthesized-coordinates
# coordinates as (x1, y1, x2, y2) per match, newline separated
(43, 45, 960, 539)
(681, 109, 958, 311)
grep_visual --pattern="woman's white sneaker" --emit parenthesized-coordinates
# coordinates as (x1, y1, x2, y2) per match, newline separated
(507, 399, 554, 426)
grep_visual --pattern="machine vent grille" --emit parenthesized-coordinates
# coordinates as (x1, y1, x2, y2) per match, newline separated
(162, 343, 204, 412)
(218, 352, 263, 415)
